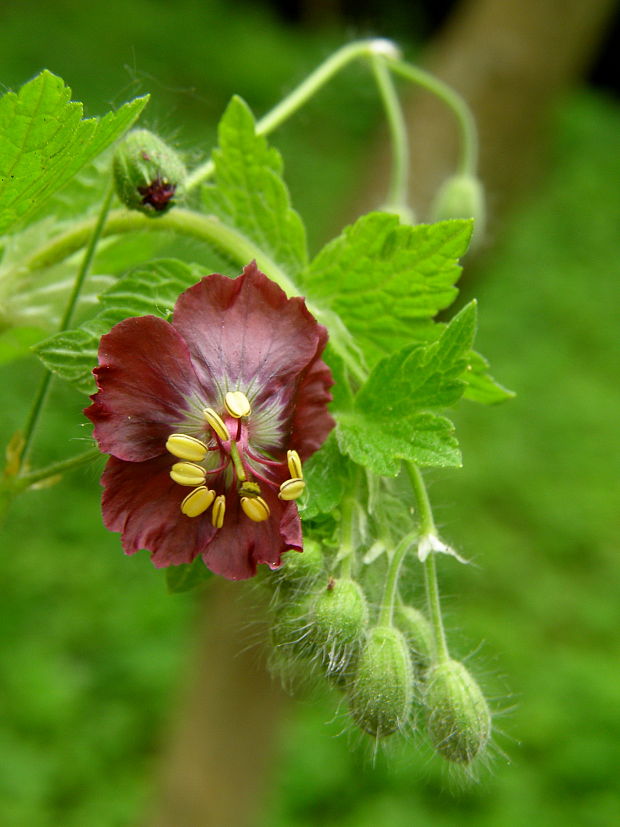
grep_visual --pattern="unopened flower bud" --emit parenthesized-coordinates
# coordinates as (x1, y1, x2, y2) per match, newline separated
(275, 540, 324, 589)
(113, 129, 186, 216)
(271, 599, 313, 658)
(425, 658, 491, 764)
(395, 604, 434, 673)
(310, 578, 368, 676)
(432, 173, 485, 244)
(349, 625, 414, 737)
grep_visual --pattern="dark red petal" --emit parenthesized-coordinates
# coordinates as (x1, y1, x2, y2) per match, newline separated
(201, 486, 302, 581)
(172, 262, 327, 404)
(289, 356, 335, 460)
(101, 454, 217, 567)
(85, 315, 201, 461)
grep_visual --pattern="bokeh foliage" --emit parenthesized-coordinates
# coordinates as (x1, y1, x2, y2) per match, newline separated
(1, 2, 619, 825)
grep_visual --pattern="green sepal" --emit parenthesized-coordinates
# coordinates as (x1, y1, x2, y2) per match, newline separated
(113, 129, 187, 216)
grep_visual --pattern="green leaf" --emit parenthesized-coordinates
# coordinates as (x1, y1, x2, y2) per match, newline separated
(337, 410, 460, 476)
(166, 557, 213, 593)
(34, 308, 128, 394)
(201, 96, 307, 277)
(463, 349, 515, 405)
(34, 259, 207, 393)
(0, 71, 148, 234)
(99, 258, 207, 317)
(302, 432, 352, 519)
(335, 302, 478, 475)
(303, 214, 472, 366)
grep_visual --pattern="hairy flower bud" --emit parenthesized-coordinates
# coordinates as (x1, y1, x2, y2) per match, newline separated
(395, 604, 434, 673)
(310, 578, 368, 676)
(432, 173, 486, 243)
(113, 129, 186, 216)
(275, 540, 324, 590)
(271, 599, 313, 657)
(425, 658, 491, 764)
(349, 625, 414, 737)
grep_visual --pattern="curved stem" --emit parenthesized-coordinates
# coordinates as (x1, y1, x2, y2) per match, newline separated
(370, 54, 410, 211)
(389, 59, 478, 175)
(19, 207, 368, 384)
(21, 207, 295, 298)
(378, 531, 417, 627)
(405, 461, 450, 662)
(186, 39, 400, 192)
(16, 448, 102, 489)
(19, 184, 115, 469)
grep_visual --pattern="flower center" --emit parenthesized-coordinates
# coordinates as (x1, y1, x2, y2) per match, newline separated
(164, 391, 306, 528)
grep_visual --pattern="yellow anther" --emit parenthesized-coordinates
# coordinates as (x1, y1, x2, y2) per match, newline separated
(166, 433, 208, 462)
(224, 390, 251, 418)
(212, 494, 226, 528)
(203, 407, 230, 441)
(287, 449, 303, 480)
(241, 495, 271, 522)
(180, 486, 215, 518)
(170, 462, 207, 487)
(278, 478, 306, 501)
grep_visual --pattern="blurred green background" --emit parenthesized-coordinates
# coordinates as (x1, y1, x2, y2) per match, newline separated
(1, 1, 619, 825)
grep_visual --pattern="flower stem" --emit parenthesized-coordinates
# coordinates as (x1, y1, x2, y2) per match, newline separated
(405, 461, 450, 662)
(18, 184, 115, 469)
(19, 207, 368, 385)
(389, 59, 478, 176)
(338, 494, 356, 579)
(186, 39, 401, 192)
(21, 207, 294, 299)
(16, 448, 102, 490)
(369, 53, 410, 212)
(378, 531, 417, 627)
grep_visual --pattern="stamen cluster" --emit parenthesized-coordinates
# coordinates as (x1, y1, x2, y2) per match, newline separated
(165, 391, 306, 530)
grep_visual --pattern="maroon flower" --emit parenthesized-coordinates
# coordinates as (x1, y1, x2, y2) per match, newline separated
(85, 262, 334, 580)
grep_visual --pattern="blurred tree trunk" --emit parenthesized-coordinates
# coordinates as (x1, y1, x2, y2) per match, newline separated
(145, 580, 288, 827)
(355, 0, 617, 242)
(146, 1, 615, 826)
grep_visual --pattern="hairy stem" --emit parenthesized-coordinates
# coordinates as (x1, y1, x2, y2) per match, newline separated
(15, 448, 102, 490)
(186, 39, 401, 191)
(378, 531, 417, 627)
(19, 185, 115, 469)
(405, 461, 450, 662)
(338, 494, 357, 580)
(370, 54, 410, 212)
(389, 59, 478, 175)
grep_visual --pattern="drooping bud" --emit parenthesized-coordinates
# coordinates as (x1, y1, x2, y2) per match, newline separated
(113, 129, 186, 216)
(431, 173, 486, 244)
(349, 625, 414, 737)
(310, 578, 369, 677)
(271, 599, 313, 657)
(425, 658, 491, 764)
(274, 540, 324, 590)
(395, 604, 434, 673)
